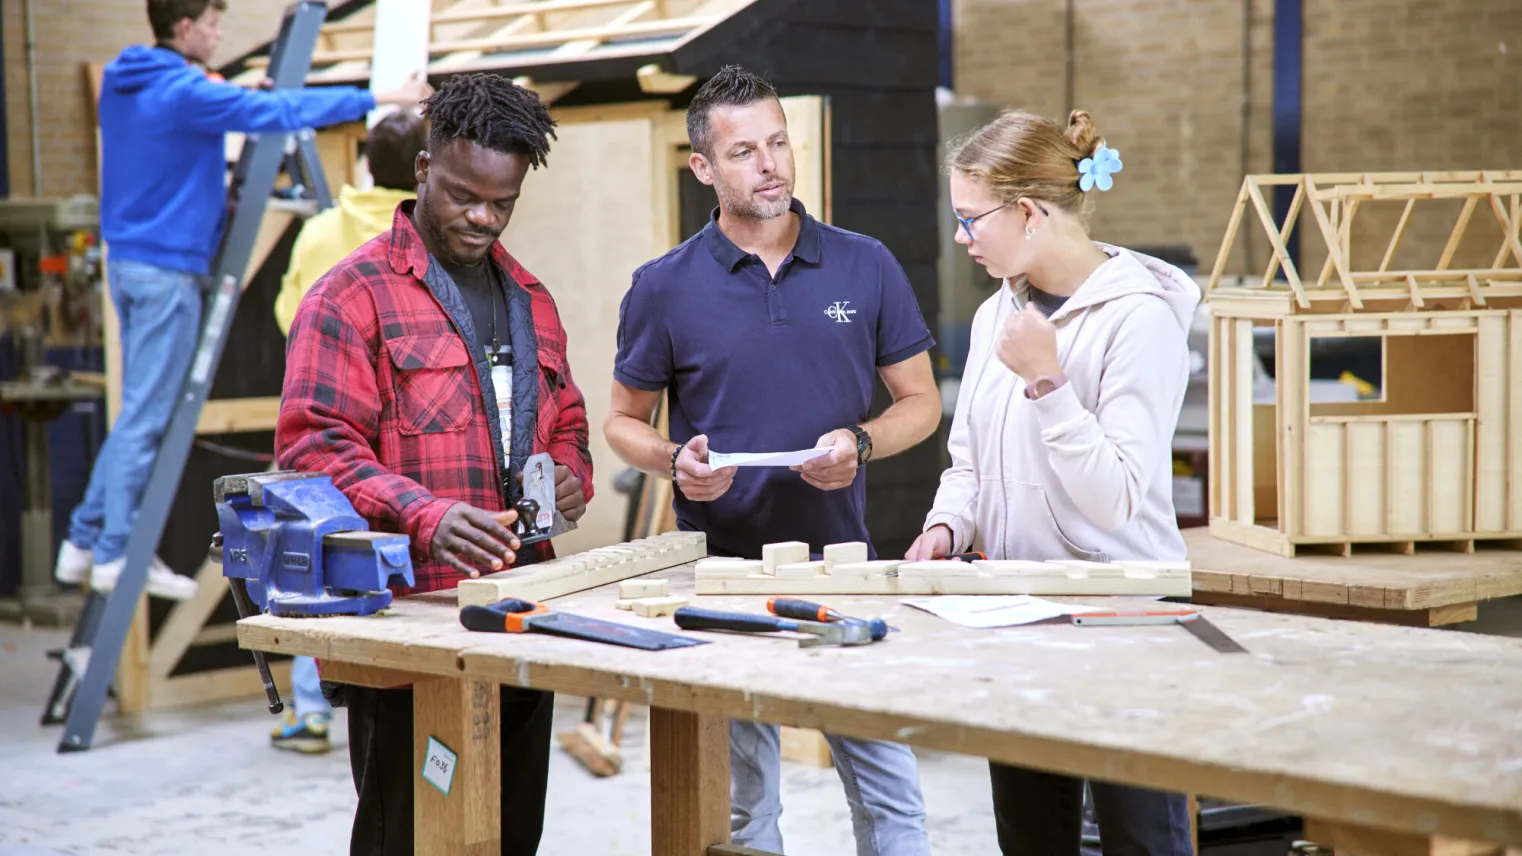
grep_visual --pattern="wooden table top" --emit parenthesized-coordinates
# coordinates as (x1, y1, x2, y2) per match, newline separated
(1186, 527, 1522, 611)
(239, 563, 1522, 847)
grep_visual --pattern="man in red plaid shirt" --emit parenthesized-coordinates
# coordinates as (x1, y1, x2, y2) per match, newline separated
(275, 74, 592, 856)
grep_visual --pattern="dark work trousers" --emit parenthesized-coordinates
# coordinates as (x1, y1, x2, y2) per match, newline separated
(345, 681, 555, 856)
(989, 762, 1194, 856)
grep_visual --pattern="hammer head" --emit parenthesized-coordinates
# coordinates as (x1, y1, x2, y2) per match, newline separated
(798, 621, 876, 648)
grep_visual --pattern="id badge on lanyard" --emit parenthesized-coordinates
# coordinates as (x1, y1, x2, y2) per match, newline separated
(489, 347, 512, 463)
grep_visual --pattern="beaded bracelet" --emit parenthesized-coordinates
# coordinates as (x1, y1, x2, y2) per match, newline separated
(669, 441, 685, 481)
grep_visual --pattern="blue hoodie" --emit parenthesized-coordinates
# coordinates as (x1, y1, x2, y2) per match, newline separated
(99, 46, 377, 275)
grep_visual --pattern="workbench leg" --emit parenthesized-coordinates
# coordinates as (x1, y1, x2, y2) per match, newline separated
(650, 707, 730, 855)
(1304, 818, 1504, 855)
(414, 677, 501, 856)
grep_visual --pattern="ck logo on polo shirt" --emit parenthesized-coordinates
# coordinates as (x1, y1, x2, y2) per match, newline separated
(824, 301, 858, 323)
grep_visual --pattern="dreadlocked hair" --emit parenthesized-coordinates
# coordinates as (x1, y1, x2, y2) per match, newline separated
(421, 73, 557, 168)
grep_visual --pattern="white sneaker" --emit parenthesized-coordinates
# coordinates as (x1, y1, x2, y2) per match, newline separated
(55, 541, 95, 585)
(90, 556, 200, 601)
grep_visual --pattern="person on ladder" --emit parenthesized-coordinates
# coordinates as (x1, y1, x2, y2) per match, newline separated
(52, 0, 432, 600)
(266, 109, 430, 755)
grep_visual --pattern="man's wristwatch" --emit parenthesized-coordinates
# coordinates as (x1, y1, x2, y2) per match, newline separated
(844, 424, 872, 466)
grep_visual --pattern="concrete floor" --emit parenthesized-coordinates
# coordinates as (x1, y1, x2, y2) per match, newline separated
(0, 621, 998, 855)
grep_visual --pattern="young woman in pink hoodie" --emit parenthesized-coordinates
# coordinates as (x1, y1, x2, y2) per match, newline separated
(909, 110, 1200, 855)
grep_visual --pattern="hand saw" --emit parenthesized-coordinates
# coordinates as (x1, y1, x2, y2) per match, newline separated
(1071, 608, 1248, 654)
(461, 597, 708, 651)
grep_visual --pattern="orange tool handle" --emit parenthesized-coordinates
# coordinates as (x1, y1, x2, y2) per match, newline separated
(460, 597, 551, 633)
(767, 596, 833, 623)
(944, 552, 986, 562)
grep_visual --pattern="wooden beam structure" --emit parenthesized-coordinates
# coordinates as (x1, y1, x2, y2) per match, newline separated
(229, 0, 766, 89)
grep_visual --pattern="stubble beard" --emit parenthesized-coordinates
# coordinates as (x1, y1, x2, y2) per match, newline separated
(714, 174, 793, 222)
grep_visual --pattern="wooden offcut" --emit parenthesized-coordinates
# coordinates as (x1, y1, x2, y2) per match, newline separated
(456, 531, 705, 606)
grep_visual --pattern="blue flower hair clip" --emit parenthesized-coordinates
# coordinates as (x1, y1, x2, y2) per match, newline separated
(1078, 142, 1123, 192)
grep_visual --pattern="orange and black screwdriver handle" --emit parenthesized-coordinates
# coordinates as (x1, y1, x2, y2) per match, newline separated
(943, 551, 986, 562)
(460, 597, 552, 633)
(768, 597, 838, 623)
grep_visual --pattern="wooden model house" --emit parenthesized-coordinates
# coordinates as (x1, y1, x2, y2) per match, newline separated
(1205, 170, 1522, 557)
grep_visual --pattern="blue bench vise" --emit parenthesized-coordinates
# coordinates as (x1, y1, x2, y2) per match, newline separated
(211, 471, 415, 618)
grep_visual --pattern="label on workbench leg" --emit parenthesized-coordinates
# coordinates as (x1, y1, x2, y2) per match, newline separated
(423, 736, 457, 796)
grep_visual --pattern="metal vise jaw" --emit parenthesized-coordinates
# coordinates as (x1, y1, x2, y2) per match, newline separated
(211, 471, 415, 617)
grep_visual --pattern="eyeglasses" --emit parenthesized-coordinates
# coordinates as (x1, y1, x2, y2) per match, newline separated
(953, 202, 1011, 241)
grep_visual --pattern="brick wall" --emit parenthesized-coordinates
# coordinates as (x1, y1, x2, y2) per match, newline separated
(953, 0, 1520, 277)
(2, 0, 292, 198)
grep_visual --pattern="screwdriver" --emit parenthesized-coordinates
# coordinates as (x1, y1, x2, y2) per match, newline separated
(767, 597, 896, 636)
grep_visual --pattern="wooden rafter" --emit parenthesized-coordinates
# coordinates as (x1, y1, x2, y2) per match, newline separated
(1207, 170, 1522, 311)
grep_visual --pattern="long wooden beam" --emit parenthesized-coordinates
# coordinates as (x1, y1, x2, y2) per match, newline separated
(248, 16, 710, 67)
(322, 0, 655, 34)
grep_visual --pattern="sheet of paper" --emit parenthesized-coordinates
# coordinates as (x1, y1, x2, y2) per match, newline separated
(708, 447, 833, 469)
(900, 595, 1107, 629)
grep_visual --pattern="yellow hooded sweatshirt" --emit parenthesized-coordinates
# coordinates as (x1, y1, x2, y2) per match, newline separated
(274, 184, 416, 335)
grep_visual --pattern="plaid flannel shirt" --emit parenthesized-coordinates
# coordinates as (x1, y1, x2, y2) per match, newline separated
(276, 202, 594, 596)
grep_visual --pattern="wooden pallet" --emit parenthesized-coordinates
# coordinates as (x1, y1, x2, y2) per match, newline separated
(1185, 527, 1522, 626)
(694, 556, 1192, 597)
(456, 530, 706, 606)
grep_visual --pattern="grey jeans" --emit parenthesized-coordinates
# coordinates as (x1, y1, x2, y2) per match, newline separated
(729, 719, 932, 856)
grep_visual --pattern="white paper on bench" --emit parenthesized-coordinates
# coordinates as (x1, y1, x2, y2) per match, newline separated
(708, 447, 833, 468)
(901, 595, 1107, 629)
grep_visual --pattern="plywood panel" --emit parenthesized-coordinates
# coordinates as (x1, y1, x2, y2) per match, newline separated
(501, 115, 669, 554)
(1232, 318, 1254, 523)
(1344, 421, 1386, 536)
(1280, 321, 1307, 537)
(1474, 315, 1508, 533)
(1386, 421, 1426, 535)
(1303, 422, 1344, 537)
(1428, 419, 1472, 535)
(1209, 316, 1230, 520)
(1512, 312, 1522, 531)
(1252, 404, 1278, 522)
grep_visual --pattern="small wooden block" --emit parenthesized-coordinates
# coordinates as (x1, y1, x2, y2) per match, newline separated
(619, 578, 669, 599)
(615, 599, 633, 610)
(822, 542, 869, 567)
(694, 558, 766, 579)
(827, 560, 901, 577)
(631, 596, 688, 618)
(763, 541, 810, 574)
(775, 561, 826, 579)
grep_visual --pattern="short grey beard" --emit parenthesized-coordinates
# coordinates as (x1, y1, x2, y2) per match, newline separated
(714, 176, 792, 221)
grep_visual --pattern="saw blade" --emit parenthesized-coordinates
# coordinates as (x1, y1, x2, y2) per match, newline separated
(535, 613, 709, 651)
(1182, 616, 1248, 654)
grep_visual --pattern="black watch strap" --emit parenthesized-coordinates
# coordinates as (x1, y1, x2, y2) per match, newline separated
(845, 424, 872, 466)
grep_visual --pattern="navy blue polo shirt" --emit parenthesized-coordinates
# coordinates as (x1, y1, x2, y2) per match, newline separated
(613, 199, 934, 561)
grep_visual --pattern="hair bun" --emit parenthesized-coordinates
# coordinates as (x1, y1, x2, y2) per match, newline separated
(1066, 109, 1099, 155)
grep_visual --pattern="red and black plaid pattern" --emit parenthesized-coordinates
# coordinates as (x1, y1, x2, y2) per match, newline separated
(276, 202, 594, 596)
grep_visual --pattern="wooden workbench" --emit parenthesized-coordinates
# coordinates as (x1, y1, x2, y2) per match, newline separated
(239, 564, 1522, 856)
(1185, 527, 1522, 626)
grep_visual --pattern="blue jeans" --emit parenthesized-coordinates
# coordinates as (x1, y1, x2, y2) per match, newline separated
(67, 259, 202, 563)
(291, 656, 332, 719)
(989, 762, 1193, 855)
(729, 720, 931, 856)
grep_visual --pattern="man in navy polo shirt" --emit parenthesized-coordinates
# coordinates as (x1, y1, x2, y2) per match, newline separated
(606, 65, 941, 856)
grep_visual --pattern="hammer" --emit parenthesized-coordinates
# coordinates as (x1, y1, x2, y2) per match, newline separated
(673, 606, 883, 648)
